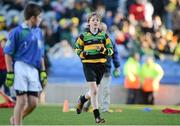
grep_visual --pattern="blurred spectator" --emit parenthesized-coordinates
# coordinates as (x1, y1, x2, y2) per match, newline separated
(164, 0, 177, 30)
(123, 53, 141, 104)
(129, 0, 145, 21)
(151, 0, 167, 19)
(172, 0, 180, 37)
(8, 15, 19, 29)
(0, 15, 8, 31)
(42, 0, 53, 12)
(174, 42, 180, 62)
(126, 0, 135, 16)
(7, 0, 25, 12)
(103, 0, 119, 12)
(103, 10, 113, 30)
(141, 55, 164, 104)
(144, 0, 154, 23)
(0, 35, 10, 96)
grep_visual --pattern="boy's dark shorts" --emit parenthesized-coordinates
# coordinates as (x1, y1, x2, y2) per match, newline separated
(83, 63, 106, 85)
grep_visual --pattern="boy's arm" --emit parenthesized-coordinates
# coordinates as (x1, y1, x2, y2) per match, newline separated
(40, 30, 47, 88)
(5, 54, 14, 87)
(74, 34, 85, 58)
(3, 29, 16, 87)
(105, 34, 113, 56)
(5, 54, 13, 72)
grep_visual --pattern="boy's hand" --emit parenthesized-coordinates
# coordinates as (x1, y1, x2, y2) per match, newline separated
(40, 71, 47, 89)
(97, 46, 105, 53)
(5, 72, 14, 87)
(82, 51, 89, 58)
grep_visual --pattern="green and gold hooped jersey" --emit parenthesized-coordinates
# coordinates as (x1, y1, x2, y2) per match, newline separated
(74, 30, 113, 63)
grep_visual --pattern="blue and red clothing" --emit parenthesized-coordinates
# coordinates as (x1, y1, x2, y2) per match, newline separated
(0, 46, 6, 70)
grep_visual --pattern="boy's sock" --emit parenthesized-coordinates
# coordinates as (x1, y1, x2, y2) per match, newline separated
(93, 109, 100, 119)
(80, 95, 88, 104)
(93, 109, 105, 123)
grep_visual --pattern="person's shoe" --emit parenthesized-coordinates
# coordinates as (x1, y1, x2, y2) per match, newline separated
(102, 109, 113, 113)
(83, 107, 89, 112)
(95, 117, 105, 124)
(76, 96, 84, 114)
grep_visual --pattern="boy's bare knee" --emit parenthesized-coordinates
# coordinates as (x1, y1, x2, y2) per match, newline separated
(18, 101, 26, 107)
(29, 100, 38, 109)
(91, 90, 97, 96)
(16, 97, 27, 107)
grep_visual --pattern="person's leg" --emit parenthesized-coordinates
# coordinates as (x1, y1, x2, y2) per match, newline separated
(77, 63, 94, 114)
(89, 82, 98, 110)
(83, 90, 91, 112)
(142, 91, 149, 104)
(88, 82, 105, 123)
(147, 92, 154, 105)
(13, 93, 28, 125)
(83, 100, 91, 112)
(136, 89, 143, 104)
(76, 89, 91, 114)
(11, 61, 29, 125)
(21, 62, 41, 118)
(127, 89, 135, 104)
(22, 92, 39, 119)
(99, 73, 111, 112)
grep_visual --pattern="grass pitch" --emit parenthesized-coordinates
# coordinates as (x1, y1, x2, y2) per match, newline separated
(0, 105, 180, 125)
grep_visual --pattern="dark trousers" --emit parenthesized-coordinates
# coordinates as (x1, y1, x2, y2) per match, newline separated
(0, 70, 10, 96)
(126, 89, 142, 104)
(142, 91, 154, 105)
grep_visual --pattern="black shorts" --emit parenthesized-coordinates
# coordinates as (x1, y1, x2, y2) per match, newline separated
(16, 90, 40, 97)
(83, 63, 106, 85)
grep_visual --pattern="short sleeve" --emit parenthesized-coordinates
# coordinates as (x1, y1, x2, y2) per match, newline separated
(4, 29, 17, 56)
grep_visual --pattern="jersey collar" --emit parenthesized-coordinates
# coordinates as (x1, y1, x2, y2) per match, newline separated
(88, 28, 101, 36)
(21, 22, 37, 29)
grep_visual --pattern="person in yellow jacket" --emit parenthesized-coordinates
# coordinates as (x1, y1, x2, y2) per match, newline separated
(123, 53, 141, 104)
(141, 56, 164, 104)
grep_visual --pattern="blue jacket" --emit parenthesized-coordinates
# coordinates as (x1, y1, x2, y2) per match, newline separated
(105, 41, 120, 73)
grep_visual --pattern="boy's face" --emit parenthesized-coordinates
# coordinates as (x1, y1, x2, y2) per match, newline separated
(0, 39, 6, 48)
(134, 53, 140, 61)
(88, 15, 100, 29)
(31, 13, 42, 27)
(146, 57, 154, 65)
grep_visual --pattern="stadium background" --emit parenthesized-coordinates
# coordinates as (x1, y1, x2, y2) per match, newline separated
(0, 0, 180, 105)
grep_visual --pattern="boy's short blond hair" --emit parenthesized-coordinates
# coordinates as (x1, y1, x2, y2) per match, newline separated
(87, 12, 101, 22)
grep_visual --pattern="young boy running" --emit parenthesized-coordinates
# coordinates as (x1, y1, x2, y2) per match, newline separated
(74, 12, 113, 123)
(4, 3, 47, 125)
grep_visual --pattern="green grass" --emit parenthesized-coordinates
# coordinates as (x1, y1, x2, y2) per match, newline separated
(0, 105, 180, 125)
